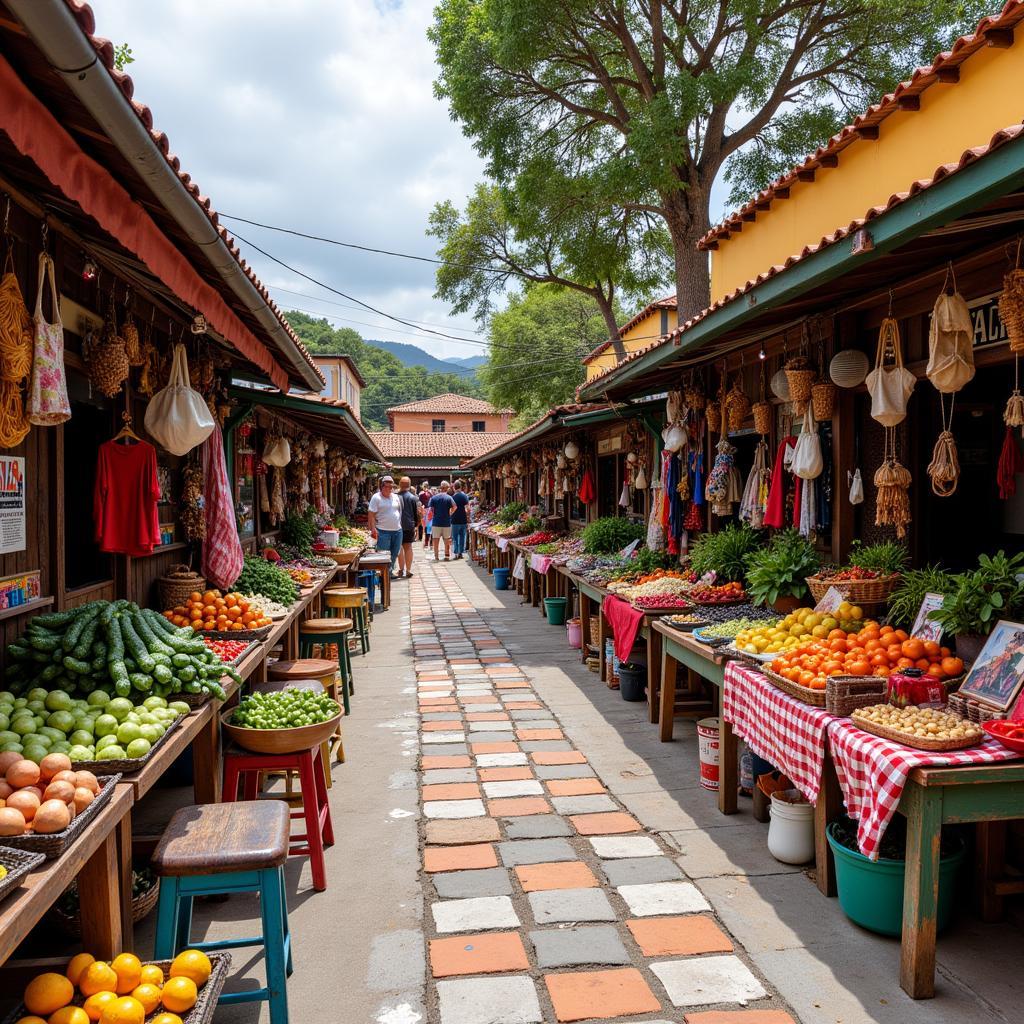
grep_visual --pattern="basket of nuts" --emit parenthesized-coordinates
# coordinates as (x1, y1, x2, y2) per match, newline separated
(850, 704, 984, 751)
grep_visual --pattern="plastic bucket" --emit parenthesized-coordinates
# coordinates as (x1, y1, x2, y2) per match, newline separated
(494, 567, 510, 591)
(826, 823, 964, 936)
(768, 795, 815, 865)
(566, 618, 582, 649)
(697, 717, 720, 791)
(544, 597, 568, 625)
(618, 663, 647, 702)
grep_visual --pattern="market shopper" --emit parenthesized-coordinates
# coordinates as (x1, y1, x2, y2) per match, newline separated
(429, 481, 457, 561)
(396, 476, 421, 578)
(451, 479, 470, 559)
(418, 480, 431, 541)
(368, 475, 403, 576)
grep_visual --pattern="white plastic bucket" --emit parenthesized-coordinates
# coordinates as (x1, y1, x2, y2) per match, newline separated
(697, 717, 720, 791)
(768, 792, 815, 864)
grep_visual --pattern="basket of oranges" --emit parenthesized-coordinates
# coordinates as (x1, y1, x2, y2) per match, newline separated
(162, 590, 273, 640)
(8, 948, 229, 1024)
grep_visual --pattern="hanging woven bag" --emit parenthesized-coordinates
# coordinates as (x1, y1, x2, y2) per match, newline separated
(27, 252, 71, 424)
(926, 292, 975, 393)
(725, 380, 751, 431)
(0, 251, 33, 383)
(865, 318, 915, 427)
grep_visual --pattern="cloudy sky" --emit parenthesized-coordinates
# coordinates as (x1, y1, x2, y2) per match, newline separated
(94, 0, 494, 359)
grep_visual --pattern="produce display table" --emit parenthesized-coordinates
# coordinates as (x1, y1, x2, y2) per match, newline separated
(650, 621, 725, 742)
(0, 782, 134, 965)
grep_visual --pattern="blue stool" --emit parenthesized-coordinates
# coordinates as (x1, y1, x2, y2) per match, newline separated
(152, 801, 293, 1024)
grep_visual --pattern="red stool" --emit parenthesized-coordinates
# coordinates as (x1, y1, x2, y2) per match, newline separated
(223, 744, 335, 891)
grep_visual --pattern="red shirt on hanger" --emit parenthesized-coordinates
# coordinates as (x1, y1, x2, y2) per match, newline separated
(93, 439, 162, 556)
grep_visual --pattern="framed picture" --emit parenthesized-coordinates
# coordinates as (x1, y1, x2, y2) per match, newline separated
(910, 593, 946, 642)
(958, 620, 1024, 710)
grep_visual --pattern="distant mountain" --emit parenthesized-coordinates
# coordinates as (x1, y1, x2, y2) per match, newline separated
(444, 355, 488, 369)
(364, 338, 481, 377)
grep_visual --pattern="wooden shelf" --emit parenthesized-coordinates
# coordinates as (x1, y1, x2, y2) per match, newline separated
(152, 541, 189, 554)
(0, 596, 53, 622)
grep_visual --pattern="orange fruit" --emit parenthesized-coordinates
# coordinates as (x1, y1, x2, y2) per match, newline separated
(24, 974, 74, 1016)
(159, 977, 197, 1013)
(129, 984, 161, 1015)
(81, 993, 117, 1022)
(47, 1008, 90, 1024)
(80, 963, 118, 998)
(138, 964, 164, 988)
(150, 1016, 183, 1024)
(96, 996, 144, 1024)
(109, 954, 141, 996)
(15, 1017, 48, 1024)
(168, 949, 211, 988)
(66, 953, 96, 987)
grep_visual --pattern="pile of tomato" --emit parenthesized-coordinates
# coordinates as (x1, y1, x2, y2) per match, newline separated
(162, 590, 272, 632)
(689, 581, 746, 605)
(202, 637, 251, 663)
(771, 624, 965, 691)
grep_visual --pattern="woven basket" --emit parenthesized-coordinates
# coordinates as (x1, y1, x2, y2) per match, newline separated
(999, 268, 1024, 354)
(87, 330, 130, 397)
(948, 690, 1005, 723)
(763, 666, 827, 707)
(752, 402, 773, 436)
(50, 875, 160, 937)
(0, 847, 45, 907)
(785, 365, 816, 405)
(826, 675, 887, 716)
(71, 716, 184, 775)
(204, 622, 273, 641)
(805, 572, 899, 605)
(706, 403, 722, 433)
(850, 713, 983, 751)
(159, 566, 207, 610)
(0, 774, 120, 859)
(811, 380, 836, 420)
(725, 383, 751, 430)
(684, 385, 706, 411)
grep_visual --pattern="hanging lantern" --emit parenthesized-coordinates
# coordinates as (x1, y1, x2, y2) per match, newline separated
(564, 440, 579, 460)
(635, 464, 648, 489)
(770, 369, 791, 400)
(829, 349, 870, 388)
(626, 452, 638, 465)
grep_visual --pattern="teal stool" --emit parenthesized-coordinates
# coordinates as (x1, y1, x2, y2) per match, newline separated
(324, 588, 370, 656)
(298, 618, 353, 715)
(152, 801, 293, 1024)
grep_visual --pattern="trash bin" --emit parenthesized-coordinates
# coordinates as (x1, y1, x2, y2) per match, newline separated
(618, 662, 646, 701)
(544, 597, 567, 625)
(493, 567, 510, 590)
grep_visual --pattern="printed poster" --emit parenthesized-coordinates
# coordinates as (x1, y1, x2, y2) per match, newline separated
(911, 593, 945, 642)
(0, 456, 25, 554)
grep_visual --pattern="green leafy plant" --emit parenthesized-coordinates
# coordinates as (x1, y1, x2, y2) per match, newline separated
(281, 509, 318, 557)
(931, 551, 1024, 638)
(688, 523, 762, 583)
(520, 515, 541, 534)
(887, 566, 956, 630)
(847, 540, 910, 576)
(743, 530, 821, 607)
(581, 516, 645, 554)
(232, 555, 300, 607)
(629, 548, 672, 575)
(496, 501, 527, 526)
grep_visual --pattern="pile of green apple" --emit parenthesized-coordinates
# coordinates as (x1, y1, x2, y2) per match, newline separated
(0, 687, 187, 764)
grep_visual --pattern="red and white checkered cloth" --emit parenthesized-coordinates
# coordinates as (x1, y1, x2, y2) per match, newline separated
(722, 662, 837, 802)
(530, 553, 553, 575)
(828, 719, 1020, 860)
(201, 425, 243, 590)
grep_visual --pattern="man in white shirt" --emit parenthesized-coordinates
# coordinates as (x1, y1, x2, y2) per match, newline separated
(368, 475, 403, 577)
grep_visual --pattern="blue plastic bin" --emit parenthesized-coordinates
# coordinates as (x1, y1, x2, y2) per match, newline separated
(494, 567, 511, 590)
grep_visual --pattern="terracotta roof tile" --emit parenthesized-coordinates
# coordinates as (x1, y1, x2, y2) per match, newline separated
(584, 120, 1024, 392)
(369, 431, 513, 459)
(699, 0, 1024, 249)
(386, 393, 512, 416)
(60, 1, 323, 386)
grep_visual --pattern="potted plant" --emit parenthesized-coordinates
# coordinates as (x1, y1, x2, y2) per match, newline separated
(687, 523, 762, 584)
(825, 817, 964, 937)
(887, 565, 956, 631)
(743, 530, 820, 611)
(931, 551, 1024, 663)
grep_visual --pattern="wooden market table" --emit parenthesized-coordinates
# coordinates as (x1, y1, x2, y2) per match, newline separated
(353, 551, 391, 611)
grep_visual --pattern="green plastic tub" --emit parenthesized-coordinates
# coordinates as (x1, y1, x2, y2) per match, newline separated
(544, 597, 568, 625)
(826, 822, 964, 936)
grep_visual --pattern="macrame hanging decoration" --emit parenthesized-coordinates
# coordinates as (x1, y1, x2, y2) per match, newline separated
(1005, 356, 1024, 428)
(874, 430, 912, 539)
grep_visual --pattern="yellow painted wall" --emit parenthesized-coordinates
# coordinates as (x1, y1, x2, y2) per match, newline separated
(710, 41, 1024, 302)
(584, 306, 673, 382)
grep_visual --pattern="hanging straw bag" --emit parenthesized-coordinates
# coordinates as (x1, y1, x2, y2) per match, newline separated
(926, 292, 975, 393)
(866, 318, 915, 427)
(144, 343, 215, 455)
(27, 252, 71, 425)
(791, 404, 823, 480)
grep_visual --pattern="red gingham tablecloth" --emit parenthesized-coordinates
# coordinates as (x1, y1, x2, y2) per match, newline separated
(722, 662, 837, 802)
(828, 719, 1020, 859)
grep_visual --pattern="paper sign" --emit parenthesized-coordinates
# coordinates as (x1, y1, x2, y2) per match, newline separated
(813, 586, 846, 614)
(0, 457, 25, 555)
(619, 539, 641, 559)
(910, 593, 945, 641)
(512, 554, 526, 581)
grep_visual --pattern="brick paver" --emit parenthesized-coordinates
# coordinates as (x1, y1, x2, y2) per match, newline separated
(412, 559, 788, 1023)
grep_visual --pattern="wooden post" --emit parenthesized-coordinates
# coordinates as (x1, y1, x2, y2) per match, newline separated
(900, 784, 943, 998)
(717, 693, 739, 815)
(814, 747, 843, 897)
(659, 647, 678, 742)
(646, 624, 663, 725)
(78, 823, 123, 959)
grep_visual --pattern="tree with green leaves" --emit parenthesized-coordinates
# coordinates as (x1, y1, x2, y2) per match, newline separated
(430, 0, 989, 320)
(482, 285, 616, 423)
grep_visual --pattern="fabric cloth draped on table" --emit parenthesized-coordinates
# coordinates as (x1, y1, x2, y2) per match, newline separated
(529, 553, 553, 575)
(722, 662, 836, 802)
(603, 595, 645, 664)
(827, 718, 1019, 860)
(202, 425, 244, 589)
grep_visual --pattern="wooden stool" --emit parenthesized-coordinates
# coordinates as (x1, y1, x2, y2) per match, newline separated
(152, 801, 293, 1024)
(223, 745, 334, 892)
(267, 660, 345, 761)
(324, 587, 370, 655)
(298, 619, 353, 715)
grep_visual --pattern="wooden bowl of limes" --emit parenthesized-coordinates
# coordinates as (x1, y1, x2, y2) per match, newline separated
(220, 707, 342, 755)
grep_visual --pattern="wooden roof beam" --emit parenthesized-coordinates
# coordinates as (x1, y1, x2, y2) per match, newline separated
(897, 94, 921, 111)
(936, 66, 960, 83)
(986, 28, 1014, 48)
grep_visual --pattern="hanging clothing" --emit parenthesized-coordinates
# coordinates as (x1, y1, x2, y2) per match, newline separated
(93, 439, 161, 556)
(764, 436, 796, 528)
(668, 452, 685, 542)
(815, 424, 833, 532)
(689, 450, 705, 505)
(202, 426, 244, 590)
(998, 426, 1024, 499)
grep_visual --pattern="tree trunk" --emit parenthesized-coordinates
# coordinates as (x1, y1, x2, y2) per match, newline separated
(661, 183, 712, 324)
(592, 290, 625, 359)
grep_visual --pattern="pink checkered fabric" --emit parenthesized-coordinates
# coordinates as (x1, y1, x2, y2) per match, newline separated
(530, 554, 553, 575)
(201, 426, 243, 590)
(828, 719, 1020, 859)
(723, 663, 837, 801)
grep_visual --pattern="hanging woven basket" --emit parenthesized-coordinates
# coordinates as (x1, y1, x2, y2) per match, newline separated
(752, 401, 773, 436)
(811, 381, 836, 421)
(725, 382, 751, 431)
(123, 313, 144, 367)
(706, 402, 722, 434)
(999, 268, 1024, 354)
(684, 384, 706, 411)
(784, 356, 816, 404)
(87, 330, 130, 398)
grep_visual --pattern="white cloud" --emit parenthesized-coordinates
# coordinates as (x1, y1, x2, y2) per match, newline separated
(92, 0, 489, 356)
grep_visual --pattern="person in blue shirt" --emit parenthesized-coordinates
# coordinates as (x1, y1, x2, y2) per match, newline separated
(450, 479, 471, 559)
(428, 481, 457, 561)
